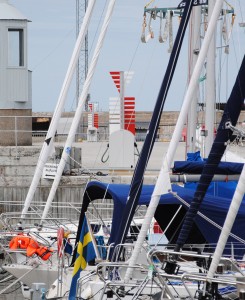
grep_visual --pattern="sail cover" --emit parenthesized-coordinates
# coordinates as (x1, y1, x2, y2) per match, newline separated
(173, 161, 243, 175)
(75, 181, 245, 259)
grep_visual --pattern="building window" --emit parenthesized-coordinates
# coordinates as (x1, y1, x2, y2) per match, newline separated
(8, 29, 24, 67)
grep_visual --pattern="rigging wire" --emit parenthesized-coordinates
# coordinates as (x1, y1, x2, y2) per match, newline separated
(32, 28, 75, 71)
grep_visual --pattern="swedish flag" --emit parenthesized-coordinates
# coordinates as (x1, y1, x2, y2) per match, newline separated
(69, 216, 96, 300)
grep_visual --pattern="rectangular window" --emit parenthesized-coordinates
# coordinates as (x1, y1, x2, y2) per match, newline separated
(8, 29, 24, 67)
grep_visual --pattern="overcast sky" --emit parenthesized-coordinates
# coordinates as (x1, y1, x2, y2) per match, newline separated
(10, 0, 245, 113)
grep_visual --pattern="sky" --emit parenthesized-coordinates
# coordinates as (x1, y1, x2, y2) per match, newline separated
(10, 0, 245, 113)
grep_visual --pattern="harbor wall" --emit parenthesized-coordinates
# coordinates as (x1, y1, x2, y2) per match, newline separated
(0, 145, 141, 223)
(0, 110, 244, 223)
(43, 110, 245, 142)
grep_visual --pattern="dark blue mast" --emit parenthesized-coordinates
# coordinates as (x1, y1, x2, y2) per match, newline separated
(111, 0, 195, 260)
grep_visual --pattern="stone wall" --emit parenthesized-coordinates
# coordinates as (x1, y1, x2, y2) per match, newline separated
(0, 109, 32, 146)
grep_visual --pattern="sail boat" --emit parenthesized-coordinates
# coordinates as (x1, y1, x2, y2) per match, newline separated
(34, 1, 201, 298)
(1, 0, 245, 300)
(74, 0, 195, 265)
(61, 0, 245, 298)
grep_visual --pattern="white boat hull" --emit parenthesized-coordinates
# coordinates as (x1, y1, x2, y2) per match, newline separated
(3, 263, 58, 289)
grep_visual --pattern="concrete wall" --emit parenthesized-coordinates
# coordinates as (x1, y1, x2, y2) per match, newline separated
(0, 143, 148, 223)
(0, 145, 85, 221)
(0, 109, 32, 145)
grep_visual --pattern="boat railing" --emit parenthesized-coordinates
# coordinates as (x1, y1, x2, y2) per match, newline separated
(152, 269, 243, 300)
(96, 261, 148, 281)
(149, 242, 245, 260)
(0, 199, 83, 225)
(0, 212, 76, 232)
(0, 211, 78, 262)
(147, 248, 244, 275)
(0, 199, 123, 232)
(90, 261, 168, 300)
(76, 269, 97, 298)
(146, 248, 245, 300)
(94, 242, 114, 261)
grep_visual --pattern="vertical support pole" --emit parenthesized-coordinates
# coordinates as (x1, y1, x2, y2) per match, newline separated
(186, 6, 201, 154)
(204, 0, 216, 157)
(120, 71, 125, 130)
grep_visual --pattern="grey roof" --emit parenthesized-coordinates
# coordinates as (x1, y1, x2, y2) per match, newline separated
(0, 0, 29, 21)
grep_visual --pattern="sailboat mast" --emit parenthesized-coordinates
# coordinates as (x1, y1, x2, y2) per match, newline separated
(164, 0, 225, 177)
(21, 0, 96, 218)
(204, 0, 216, 157)
(112, 0, 194, 261)
(120, 71, 125, 130)
(41, 0, 117, 222)
(124, 0, 225, 282)
(186, 6, 201, 153)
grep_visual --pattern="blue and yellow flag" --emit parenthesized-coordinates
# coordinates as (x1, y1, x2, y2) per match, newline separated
(69, 216, 96, 300)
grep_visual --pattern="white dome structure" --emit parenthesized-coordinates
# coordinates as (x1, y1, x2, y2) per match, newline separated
(0, 0, 29, 21)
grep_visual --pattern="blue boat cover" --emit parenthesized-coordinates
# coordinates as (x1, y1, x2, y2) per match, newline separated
(77, 181, 245, 259)
(173, 161, 243, 175)
(184, 181, 240, 199)
(186, 151, 203, 162)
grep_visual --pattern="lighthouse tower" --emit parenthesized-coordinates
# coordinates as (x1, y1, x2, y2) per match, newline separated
(0, 0, 32, 145)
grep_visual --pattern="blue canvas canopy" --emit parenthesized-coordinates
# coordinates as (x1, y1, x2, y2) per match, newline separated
(76, 181, 245, 259)
(173, 161, 243, 175)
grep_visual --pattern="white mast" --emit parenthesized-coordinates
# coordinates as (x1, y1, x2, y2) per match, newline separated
(124, 0, 225, 282)
(21, 0, 96, 218)
(186, 6, 201, 153)
(204, 0, 216, 157)
(120, 71, 125, 130)
(207, 165, 245, 278)
(41, 0, 116, 222)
